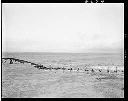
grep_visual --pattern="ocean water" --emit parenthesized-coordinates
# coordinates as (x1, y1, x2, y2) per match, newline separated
(2, 52, 124, 68)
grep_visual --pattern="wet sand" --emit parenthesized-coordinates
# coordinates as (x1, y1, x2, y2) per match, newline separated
(2, 63, 124, 98)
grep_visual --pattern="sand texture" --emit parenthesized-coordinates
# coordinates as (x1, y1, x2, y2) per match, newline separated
(2, 63, 124, 98)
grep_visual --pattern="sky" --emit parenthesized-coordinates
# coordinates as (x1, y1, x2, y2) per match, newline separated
(2, 3, 124, 53)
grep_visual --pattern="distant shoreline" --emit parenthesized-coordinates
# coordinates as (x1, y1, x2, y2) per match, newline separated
(2, 52, 123, 54)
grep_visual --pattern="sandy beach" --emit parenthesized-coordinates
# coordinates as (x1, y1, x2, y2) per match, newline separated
(2, 62, 124, 98)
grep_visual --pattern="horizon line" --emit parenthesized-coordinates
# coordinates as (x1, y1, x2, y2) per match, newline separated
(2, 51, 123, 54)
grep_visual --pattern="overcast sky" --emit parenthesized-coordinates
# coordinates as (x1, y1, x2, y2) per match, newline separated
(2, 3, 124, 53)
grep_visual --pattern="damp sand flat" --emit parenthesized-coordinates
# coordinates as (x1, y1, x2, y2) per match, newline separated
(2, 63, 124, 98)
(2, 52, 124, 67)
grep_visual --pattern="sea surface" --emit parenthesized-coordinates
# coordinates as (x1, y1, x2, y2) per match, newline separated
(2, 52, 124, 68)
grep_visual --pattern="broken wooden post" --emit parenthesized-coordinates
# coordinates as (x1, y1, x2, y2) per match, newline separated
(77, 68, 79, 73)
(107, 66, 109, 73)
(62, 67, 65, 73)
(115, 66, 118, 73)
(70, 68, 72, 72)
(99, 69, 102, 72)
(91, 69, 94, 73)
(49, 65, 52, 71)
(10, 59, 13, 64)
(113, 66, 117, 73)
(85, 66, 89, 72)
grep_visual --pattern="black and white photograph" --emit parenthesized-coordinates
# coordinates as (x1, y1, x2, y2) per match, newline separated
(2, 3, 124, 98)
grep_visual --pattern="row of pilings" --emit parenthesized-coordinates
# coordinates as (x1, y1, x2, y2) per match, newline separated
(2, 58, 123, 73)
(2, 58, 67, 71)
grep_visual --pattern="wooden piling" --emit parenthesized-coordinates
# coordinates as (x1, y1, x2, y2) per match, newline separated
(10, 59, 13, 64)
(107, 66, 109, 73)
(91, 69, 94, 73)
(116, 66, 118, 73)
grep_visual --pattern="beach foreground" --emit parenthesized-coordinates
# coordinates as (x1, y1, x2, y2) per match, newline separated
(2, 62, 124, 98)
